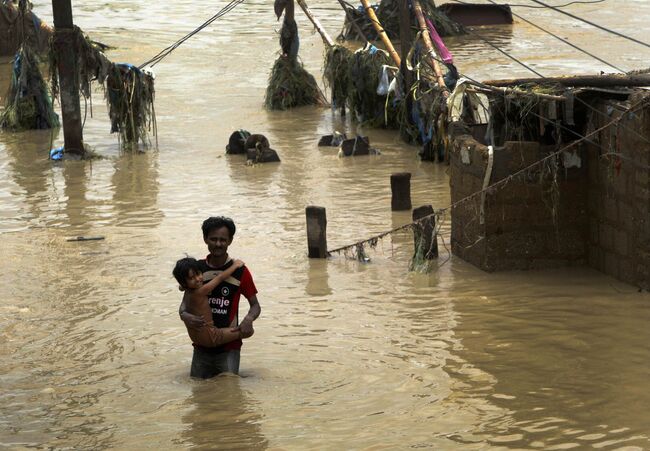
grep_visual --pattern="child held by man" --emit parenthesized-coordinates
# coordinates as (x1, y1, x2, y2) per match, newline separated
(173, 257, 245, 347)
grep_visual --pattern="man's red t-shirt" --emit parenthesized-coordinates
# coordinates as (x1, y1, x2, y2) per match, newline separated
(196, 257, 257, 353)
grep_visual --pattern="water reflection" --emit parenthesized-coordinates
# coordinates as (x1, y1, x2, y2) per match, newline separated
(305, 258, 332, 296)
(2, 130, 56, 226)
(111, 151, 162, 227)
(181, 376, 267, 450)
(447, 273, 650, 448)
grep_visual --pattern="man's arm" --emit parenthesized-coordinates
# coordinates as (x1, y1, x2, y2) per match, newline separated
(179, 291, 205, 329)
(196, 260, 243, 297)
(235, 294, 260, 338)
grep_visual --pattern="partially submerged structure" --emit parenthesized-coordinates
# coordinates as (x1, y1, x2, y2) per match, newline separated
(448, 74, 650, 289)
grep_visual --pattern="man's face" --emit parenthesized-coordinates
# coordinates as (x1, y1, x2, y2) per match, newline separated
(204, 226, 233, 258)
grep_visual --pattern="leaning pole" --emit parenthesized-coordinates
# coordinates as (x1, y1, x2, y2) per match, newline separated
(52, 0, 84, 157)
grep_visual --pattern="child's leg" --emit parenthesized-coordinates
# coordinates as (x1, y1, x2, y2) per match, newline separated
(207, 326, 241, 346)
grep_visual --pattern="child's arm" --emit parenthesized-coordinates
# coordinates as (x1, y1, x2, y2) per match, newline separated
(195, 259, 244, 296)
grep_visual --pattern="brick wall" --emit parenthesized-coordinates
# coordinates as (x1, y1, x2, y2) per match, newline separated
(448, 94, 650, 289)
(585, 94, 650, 289)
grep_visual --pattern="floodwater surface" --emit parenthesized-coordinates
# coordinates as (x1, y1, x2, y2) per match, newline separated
(1, 0, 650, 449)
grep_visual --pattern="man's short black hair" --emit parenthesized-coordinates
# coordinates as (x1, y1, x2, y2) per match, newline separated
(173, 257, 202, 289)
(202, 216, 236, 238)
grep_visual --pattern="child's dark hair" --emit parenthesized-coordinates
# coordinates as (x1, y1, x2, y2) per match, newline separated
(202, 216, 236, 239)
(173, 257, 202, 290)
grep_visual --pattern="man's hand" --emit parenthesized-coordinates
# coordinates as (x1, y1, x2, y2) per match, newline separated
(180, 312, 206, 329)
(233, 318, 255, 338)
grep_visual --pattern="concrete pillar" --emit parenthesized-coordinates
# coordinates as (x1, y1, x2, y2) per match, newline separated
(52, 0, 84, 156)
(391, 172, 412, 210)
(306, 206, 328, 258)
(413, 205, 438, 259)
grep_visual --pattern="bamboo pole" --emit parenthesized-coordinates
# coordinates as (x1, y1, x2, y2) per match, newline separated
(295, 0, 334, 48)
(358, 0, 401, 66)
(412, 0, 448, 95)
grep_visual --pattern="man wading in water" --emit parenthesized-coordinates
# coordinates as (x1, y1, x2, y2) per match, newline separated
(179, 216, 261, 378)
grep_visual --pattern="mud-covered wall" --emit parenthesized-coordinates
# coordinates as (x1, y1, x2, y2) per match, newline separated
(585, 93, 650, 289)
(449, 93, 650, 289)
(450, 124, 587, 272)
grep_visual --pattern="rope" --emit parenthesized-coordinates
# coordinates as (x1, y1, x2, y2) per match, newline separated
(528, 0, 650, 50)
(328, 95, 648, 256)
(138, 0, 245, 69)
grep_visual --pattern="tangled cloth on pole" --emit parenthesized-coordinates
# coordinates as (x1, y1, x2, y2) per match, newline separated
(48, 27, 156, 150)
(1, 44, 59, 130)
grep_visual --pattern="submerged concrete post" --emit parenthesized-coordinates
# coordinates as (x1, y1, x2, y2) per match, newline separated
(391, 172, 412, 211)
(306, 206, 328, 258)
(52, 0, 84, 157)
(413, 205, 438, 259)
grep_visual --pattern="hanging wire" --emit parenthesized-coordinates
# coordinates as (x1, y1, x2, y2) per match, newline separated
(468, 0, 626, 74)
(436, 13, 650, 148)
(501, 0, 605, 7)
(528, 0, 650, 50)
(328, 95, 648, 256)
(138, 0, 246, 69)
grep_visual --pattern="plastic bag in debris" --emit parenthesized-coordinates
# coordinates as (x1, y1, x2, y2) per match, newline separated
(377, 65, 397, 96)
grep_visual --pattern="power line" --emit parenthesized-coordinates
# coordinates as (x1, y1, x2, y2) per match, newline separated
(478, 0, 626, 73)
(139, 0, 246, 69)
(527, 0, 650, 50)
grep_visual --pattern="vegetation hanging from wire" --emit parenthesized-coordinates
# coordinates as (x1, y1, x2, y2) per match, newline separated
(48, 26, 156, 150)
(105, 63, 156, 149)
(1, 44, 59, 130)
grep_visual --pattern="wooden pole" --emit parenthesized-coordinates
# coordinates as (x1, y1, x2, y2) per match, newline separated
(411, 0, 448, 95)
(306, 206, 328, 258)
(413, 205, 438, 259)
(398, 0, 415, 127)
(359, 0, 401, 67)
(295, 0, 334, 48)
(52, 0, 84, 157)
(484, 73, 650, 89)
(391, 173, 412, 211)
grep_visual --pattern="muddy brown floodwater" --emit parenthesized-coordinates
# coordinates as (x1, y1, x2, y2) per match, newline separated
(1, 0, 649, 449)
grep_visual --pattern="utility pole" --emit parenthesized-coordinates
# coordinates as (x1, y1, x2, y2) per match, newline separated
(52, 0, 84, 157)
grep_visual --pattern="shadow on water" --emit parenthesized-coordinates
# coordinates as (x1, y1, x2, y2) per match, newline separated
(181, 376, 268, 450)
